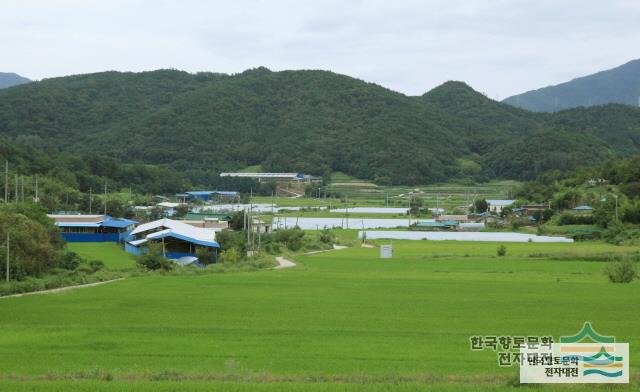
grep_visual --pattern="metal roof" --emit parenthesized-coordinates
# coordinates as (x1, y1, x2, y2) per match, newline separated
(220, 172, 302, 179)
(486, 200, 516, 206)
(100, 218, 137, 228)
(130, 218, 219, 248)
(49, 215, 137, 229)
(572, 205, 594, 210)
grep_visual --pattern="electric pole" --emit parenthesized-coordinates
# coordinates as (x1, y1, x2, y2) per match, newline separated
(103, 181, 107, 215)
(4, 161, 7, 203)
(5, 232, 9, 283)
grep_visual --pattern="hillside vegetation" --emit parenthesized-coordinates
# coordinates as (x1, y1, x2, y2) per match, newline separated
(0, 68, 639, 184)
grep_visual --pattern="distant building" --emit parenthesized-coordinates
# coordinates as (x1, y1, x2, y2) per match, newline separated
(126, 218, 219, 262)
(435, 215, 470, 223)
(175, 191, 240, 203)
(219, 172, 310, 182)
(513, 204, 547, 217)
(486, 200, 516, 214)
(157, 202, 182, 216)
(48, 214, 137, 243)
(572, 205, 594, 214)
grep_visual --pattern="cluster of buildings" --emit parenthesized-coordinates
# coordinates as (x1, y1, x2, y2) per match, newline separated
(415, 199, 595, 231)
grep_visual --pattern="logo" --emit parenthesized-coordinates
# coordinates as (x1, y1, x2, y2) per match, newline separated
(520, 322, 629, 384)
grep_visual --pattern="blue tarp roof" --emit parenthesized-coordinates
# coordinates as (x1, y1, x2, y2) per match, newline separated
(572, 205, 593, 210)
(100, 218, 138, 228)
(55, 216, 137, 229)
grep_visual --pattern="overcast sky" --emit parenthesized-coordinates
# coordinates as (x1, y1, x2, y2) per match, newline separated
(2, 0, 639, 98)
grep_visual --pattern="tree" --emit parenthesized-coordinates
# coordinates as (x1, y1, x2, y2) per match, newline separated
(473, 199, 488, 213)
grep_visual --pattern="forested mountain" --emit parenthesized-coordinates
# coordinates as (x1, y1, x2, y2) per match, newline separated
(503, 59, 640, 112)
(0, 72, 31, 89)
(0, 68, 638, 185)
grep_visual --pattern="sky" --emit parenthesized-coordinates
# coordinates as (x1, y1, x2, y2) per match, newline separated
(2, 0, 640, 99)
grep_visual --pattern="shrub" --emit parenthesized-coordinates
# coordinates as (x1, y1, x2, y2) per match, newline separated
(497, 245, 507, 257)
(62, 252, 83, 270)
(136, 244, 174, 271)
(220, 247, 242, 264)
(196, 248, 217, 265)
(89, 260, 105, 272)
(319, 229, 334, 244)
(604, 259, 637, 283)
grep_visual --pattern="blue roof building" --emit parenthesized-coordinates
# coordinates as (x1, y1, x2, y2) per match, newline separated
(176, 190, 240, 203)
(48, 214, 137, 243)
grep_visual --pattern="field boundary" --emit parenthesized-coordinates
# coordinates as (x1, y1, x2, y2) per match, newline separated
(0, 278, 125, 299)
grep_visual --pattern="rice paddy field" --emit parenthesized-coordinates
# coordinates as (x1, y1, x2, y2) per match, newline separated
(1, 239, 639, 391)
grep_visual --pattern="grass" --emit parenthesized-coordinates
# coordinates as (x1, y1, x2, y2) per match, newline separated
(1, 240, 638, 391)
(66, 243, 137, 270)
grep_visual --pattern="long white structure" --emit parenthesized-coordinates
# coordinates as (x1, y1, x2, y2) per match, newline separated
(220, 172, 306, 181)
(358, 231, 573, 243)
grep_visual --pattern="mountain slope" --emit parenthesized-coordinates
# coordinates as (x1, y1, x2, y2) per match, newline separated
(0, 68, 638, 184)
(0, 72, 30, 89)
(503, 59, 640, 112)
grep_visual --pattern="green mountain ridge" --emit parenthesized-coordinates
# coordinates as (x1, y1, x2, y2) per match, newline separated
(0, 68, 638, 185)
(503, 58, 640, 112)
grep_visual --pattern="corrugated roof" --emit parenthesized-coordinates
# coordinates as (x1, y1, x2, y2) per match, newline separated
(487, 200, 516, 206)
(130, 218, 219, 248)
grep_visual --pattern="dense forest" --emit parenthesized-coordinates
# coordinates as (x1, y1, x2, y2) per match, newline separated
(0, 68, 639, 185)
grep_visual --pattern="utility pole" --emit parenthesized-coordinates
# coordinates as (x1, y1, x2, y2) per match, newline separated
(5, 232, 9, 283)
(408, 194, 411, 227)
(21, 176, 24, 202)
(34, 175, 39, 203)
(4, 161, 7, 203)
(103, 181, 107, 215)
(614, 195, 619, 222)
(14, 174, 18, 203)
(345, 195, 349, 229)
(89, 187, 92, 214)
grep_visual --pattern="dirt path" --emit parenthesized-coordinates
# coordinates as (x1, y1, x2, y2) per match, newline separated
(0, 278, 125, 299)
(275, 256, 296, 269)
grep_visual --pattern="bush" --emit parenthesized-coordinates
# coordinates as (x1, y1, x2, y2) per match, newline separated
(497, 245, 507, 257)
(196, 248, 217, 265)
(89, 260, 105, 272)
(220, 247, 242, 264)
(557, 213, 594, 226)
(319, 229, 334, 244)
(62, 252, 83, 270)
(136, 244, 174, 271)
(604, 259, 637, 283)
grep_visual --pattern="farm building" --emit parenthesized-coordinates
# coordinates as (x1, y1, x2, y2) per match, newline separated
(48, 214, 137, 243)
(512, 204, 547, 217)
(415, 220, 459, 230)
(435, 215, 470, 223)
(219, 172, 310, 182)
(156, 202, 182, 216)
(125, 218, 219, 261)
(175, 191, 240, 203)
(572, 205, 594, 214)
(486, 200, 516, 214)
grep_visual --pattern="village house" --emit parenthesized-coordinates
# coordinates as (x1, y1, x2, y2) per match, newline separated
(48, 214, 137, 243)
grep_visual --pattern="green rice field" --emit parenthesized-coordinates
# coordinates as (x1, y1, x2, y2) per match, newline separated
(1, 239, 638, 391)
